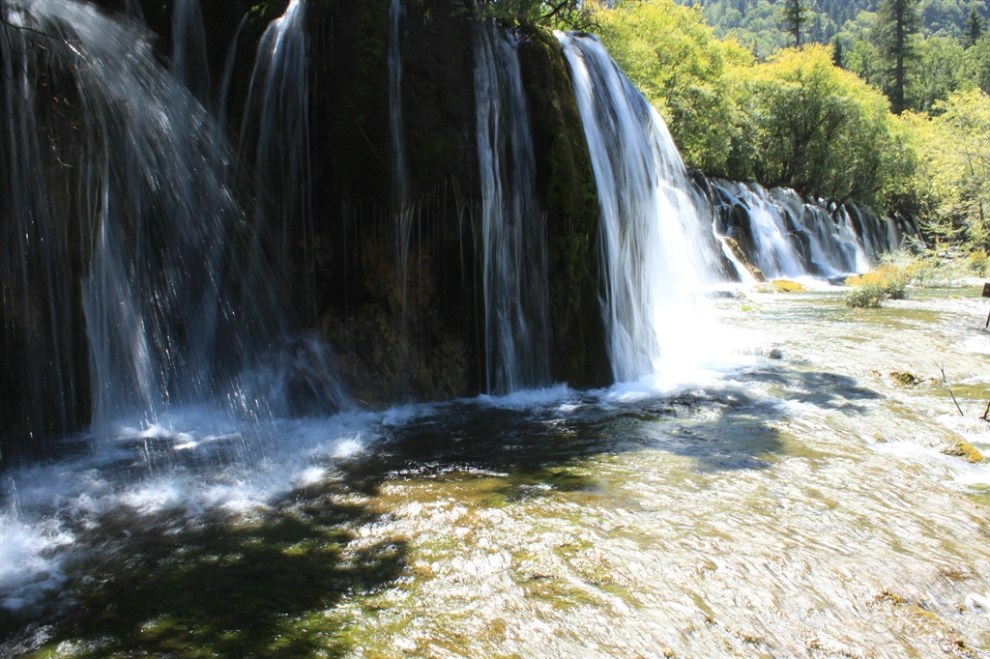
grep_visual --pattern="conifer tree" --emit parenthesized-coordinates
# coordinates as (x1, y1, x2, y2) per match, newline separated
(780, 0, 809, 48)
(874, 0, 919, 113)
(966, 9, 984, 48)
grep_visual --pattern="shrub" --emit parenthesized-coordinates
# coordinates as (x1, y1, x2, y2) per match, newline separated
(845, 264, 909, 303)
(966, 250, 990, 275)
(845, 283, 886, 307)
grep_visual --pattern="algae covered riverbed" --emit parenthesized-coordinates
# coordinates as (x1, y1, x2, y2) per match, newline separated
(2, 284, 989, 657)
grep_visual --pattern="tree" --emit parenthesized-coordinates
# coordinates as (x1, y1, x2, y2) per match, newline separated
(874, 0, 920, 113)
(780, 0, 810, 48)
(909, 36, 965, 111)
(594, 0, 753, 176)
(963, 35, 990, 94)
(965, 9, 984, 47)
(832, 38, 844, 67)
(743, 45, 914, 207)
(476, 0, 594, 30)
(904, 90, 990, 248)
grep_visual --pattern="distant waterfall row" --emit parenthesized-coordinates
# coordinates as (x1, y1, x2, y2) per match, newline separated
(708, 179, 916, 282)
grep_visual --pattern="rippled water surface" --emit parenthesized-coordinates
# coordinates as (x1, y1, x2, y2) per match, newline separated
(2, 286, 989, 657)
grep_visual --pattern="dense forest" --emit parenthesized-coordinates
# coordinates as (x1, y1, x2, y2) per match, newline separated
(549, 0, 990, 251)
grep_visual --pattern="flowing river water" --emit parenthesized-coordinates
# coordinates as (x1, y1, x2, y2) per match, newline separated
(2, 282, 988, 658)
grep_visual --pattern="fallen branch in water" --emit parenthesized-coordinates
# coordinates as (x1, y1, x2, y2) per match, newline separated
(937, 363, 965, 417)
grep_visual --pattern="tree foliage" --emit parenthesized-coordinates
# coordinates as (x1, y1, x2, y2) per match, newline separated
(476, 0, 595, 30)
(593, 0, 752, 175)
(594, 0, 990, 246)
(902, 89, 990, 247)
(780, 0, 811, 47)
(743, 45, 914, 205)
(965, 8, 984, 45)
(874, 0, 921, 112)
(596, 2, 913, 208)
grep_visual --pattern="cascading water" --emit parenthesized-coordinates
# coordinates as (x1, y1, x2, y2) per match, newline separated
(474, 22, 551, 393)
(218, 14, 249, 131)
(233, 0, 350, 415)
(170, 0, 211, 108)
(389, 0, 415, 387)
(1, 0, 88, 450)
(0, 0, 277, 433)
(709, 179, 900, 280)
(556, 32, 721, 384)
(0, 0, 343, 618)
(770, 186, 871, 276)
(713, 180, 808, 279)
(389, 0, 410, 210)
(2, 5, 988, 656)
(123, 0, 142, 20)
(238, 0, 315, 323)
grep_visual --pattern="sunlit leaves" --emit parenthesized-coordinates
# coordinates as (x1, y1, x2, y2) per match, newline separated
(596, 3, 913, 208)
(594, 0, 752, 176)
(903, 89, 990, 247)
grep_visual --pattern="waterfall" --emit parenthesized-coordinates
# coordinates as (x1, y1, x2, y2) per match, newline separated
(171, 0, 211, 107)
(473, 22, 551, 394)
(218, 13, 249, 131)
(239, 0, 314, 322)
(709, 179, 894, 279)
(0, 0, 279, 434)
(234, 0, 348, 415)
(1, 1, 87, 447)
(389, 0, 410, 209)
(123, 0, 143, 20)
(389, 0, 414, 388)
(556, 33, 719, 384)
(712, 181, 807, 279)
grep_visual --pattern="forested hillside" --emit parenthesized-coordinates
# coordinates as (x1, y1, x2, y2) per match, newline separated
(690, 0, 987, 56)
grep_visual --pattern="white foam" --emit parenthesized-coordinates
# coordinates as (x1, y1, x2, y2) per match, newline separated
(474, 383, 576, 410)
(0, 514, 71, 611)
(0, 402, 403, 611)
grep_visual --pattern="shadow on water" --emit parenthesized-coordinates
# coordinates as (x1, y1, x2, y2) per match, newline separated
(339, 362, 886, 495)
(343, 368, 881, 495)
(743, 366, 884, 413)
(2, 361, 889, 656)
(3, 490, 407, 658)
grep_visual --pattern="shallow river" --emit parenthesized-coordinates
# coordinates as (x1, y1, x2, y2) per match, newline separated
(2, 284, 989, 657)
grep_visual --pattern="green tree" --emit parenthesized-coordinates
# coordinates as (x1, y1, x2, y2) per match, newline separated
(909, 35, 965, 111)
(744, 45, 914, 206)
(832, 38, 844, 67)
(594, 0, 753, 175)
(476, 0, 593, 30)
(963, 34, 990, 93)
(903, 89, 990, 247)
(780, 0, 810, 47)
(965, 8, 984, 46)
(874, 0, 920, 113)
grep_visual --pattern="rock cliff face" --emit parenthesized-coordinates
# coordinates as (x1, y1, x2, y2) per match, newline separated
(297, 0, 608, 403)
(0, 0, 611, 462)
